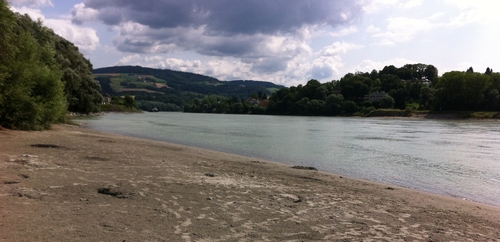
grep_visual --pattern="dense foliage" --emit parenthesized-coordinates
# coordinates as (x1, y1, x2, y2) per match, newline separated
(0, 0, 102, 130)
(0, 1, 66, 130)
(434, 71, 500, 111)
(54, 35, 102, 113)
(184, 93, 267, 114)
(264, 64, 499, 116)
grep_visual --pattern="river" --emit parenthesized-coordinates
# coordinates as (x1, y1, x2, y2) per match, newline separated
(79, 112, 500, 207)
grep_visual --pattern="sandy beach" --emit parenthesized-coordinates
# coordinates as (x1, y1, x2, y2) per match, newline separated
(1, 124, 499, 241)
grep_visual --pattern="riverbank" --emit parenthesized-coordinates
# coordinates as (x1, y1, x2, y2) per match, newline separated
(1, 125, 499, 241)
(365, 109, 500, 119)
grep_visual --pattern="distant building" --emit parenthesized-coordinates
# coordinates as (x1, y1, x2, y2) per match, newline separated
(364, 91, 388, 102)
(246, 98, 269, 107)
(102, 93, 111, 104)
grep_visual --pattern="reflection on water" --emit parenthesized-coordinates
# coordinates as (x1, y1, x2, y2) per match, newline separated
(81, 112, 500, 207)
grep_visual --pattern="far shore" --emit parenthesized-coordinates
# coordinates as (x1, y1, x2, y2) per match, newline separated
(1, 124, 499, 241)
(89, 108, 500, 120)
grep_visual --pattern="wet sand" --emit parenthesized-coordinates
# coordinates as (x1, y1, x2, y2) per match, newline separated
(1, 124, 499, 241)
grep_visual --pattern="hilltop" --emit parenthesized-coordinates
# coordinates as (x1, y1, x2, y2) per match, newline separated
(93, 66, 283, 111)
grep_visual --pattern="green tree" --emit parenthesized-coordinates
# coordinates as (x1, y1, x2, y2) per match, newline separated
(54, 36, 102, 113)
(124, 95, 136, 108)
(379, 95, 395, 109)
(379, 74, 403, 92)
(339, 73, 371, 100)
(424, 65, 438, 85)
(434, 71, 465, 110)
(0, 2, 66, 130)
(419, 86, 434, 109)
(434, 71, 488, 110)
(341, 100, 358, 114)
(14, 13, 102, 114)
(306, 99, 324, 116)
(323, 94, 343, 116)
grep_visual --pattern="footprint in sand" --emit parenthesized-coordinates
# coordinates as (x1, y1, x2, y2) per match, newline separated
(169, 208, 182, 219)
(181, 218, 192, 227)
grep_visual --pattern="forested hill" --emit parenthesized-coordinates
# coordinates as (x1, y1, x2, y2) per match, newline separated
(93, 65, 219, 84)
(93, 66, 284, 112)
(0, 0, 102, 130)
(93, 66, 283, 94)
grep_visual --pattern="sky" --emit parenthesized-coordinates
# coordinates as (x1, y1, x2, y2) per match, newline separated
(8, 0, 500, 86)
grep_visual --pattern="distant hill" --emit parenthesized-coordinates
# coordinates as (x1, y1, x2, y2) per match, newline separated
(93, 65, 284, 111)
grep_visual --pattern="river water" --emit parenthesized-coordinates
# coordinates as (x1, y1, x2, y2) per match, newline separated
(80, 112, 500, 207)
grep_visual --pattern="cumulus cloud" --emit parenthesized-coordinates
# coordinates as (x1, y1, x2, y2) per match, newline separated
(9, 6, 45, 20)
(349, 58, 416, 74)
(44, 19, 100, 51)
(362, 0, 399, 13)
(307, 42, 362, 80)
(72, 0, 363, 54)
(444, 0, 499, 27)
(401, 0, 423, 9)
(117, 54, 142, 65)
(75, 0, 362, 34)
(67, 0, 371, 84)
(8, 0, 53, 7)
(71, 3, 99, 25)
(370, 17, 436, 45)
(9, 4, 100, 52)
(320, 42, 362, 56)
(331, 26, 358, 37)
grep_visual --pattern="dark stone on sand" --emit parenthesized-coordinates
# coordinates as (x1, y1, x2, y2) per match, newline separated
(291, 166, 318, 171)
(30, 144, 63, 149)
(97, 187, 133, 198)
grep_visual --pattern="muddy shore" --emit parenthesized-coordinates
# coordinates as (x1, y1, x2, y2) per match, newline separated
(1, 124, 499, 241)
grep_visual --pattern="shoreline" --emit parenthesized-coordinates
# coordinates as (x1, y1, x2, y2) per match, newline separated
(1, 124, 499, 241)
(78, 114, 500, 208)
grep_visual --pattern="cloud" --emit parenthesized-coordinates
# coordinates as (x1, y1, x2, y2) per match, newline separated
(8, 0, 53, 7)
(362, 0, 399, 13)
(72, 0, 363, 57)
(330, 26, 358, 37)
(116, 54, 142, 65)
(44, 19, 100, 51)
(307, 42, 362, 80)
(444, 0, 499, 27)
(76, 0, 363, 34)
(401, 0, 423, 9)
(370, 17, 436, 45)
(310, 55, 343, 80)
(10, 5, 100, 52)
(9, 6, 45, 20)
(349, 58, 416, 74)
(71, 3, 99, 25)
(320, 42, 362, 56)
(69, 0, 365, 84)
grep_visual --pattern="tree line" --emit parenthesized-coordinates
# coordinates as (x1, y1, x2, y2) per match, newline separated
(0, 0, 102, 130)
(266, 64, 499, 116)
(184, 92, 268, 114)
(184, 63, 500, 116)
